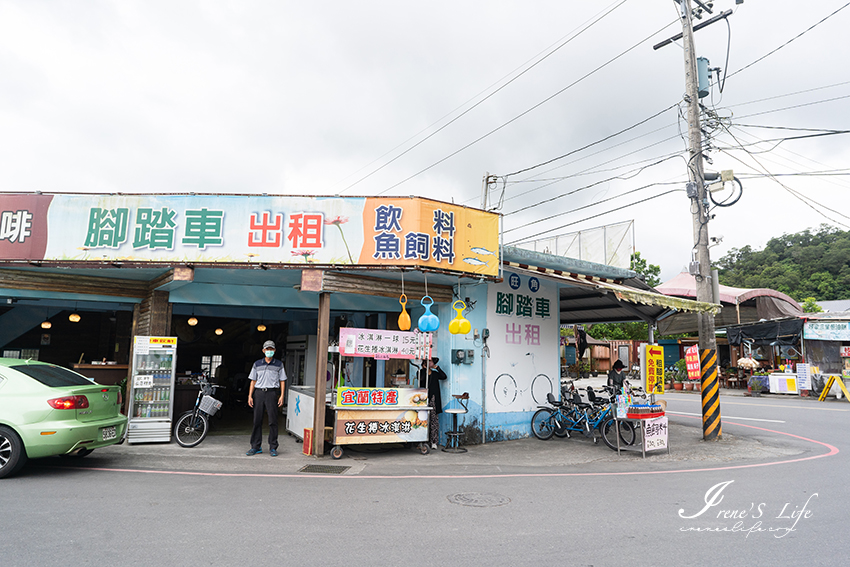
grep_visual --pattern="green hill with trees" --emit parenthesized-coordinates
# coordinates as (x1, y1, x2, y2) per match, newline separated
(716, 225, 850, 302)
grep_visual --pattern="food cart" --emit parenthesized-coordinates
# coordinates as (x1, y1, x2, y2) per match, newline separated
(328, 327, 433, 459)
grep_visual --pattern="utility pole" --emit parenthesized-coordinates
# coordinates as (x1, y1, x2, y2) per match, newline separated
(679, 0, 721, 440)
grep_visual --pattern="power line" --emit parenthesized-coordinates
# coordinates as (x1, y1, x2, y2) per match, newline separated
(727, 2, 850, 79)
(506, 149, 684, 184)
(460, 128, 681, 206)
(718, 125, 850, 192)
(718, 126, 850, 227)
(504, 154, 683, 217)
(496, 131, 682, 207)
(373, 18, 680, 196)
(713, 129, 850, 152)
(501, 104, 678, 178)
(505, 187, 682, 245)
(334, 0, 633, 195)
(734, 124, 850, 133)
(734, 93, 850, 120)
(725, 80, 850, 108)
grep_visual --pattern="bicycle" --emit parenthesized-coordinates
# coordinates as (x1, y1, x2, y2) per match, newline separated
(173, 374, 225, 448)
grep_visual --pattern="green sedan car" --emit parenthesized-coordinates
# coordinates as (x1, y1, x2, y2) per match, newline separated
(0, 358, 128, 478)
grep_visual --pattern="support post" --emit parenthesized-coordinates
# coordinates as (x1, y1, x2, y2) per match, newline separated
(312, 291, 331, 457)
(680, 0, 720, 439)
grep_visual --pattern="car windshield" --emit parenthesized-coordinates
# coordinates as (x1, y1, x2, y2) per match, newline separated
(11, 364, 94, 387)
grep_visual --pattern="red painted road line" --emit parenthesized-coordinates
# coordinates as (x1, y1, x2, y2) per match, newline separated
(48, 419, 838, 480)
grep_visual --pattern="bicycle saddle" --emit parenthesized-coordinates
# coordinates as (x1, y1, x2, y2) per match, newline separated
(571, 390, 590, 408)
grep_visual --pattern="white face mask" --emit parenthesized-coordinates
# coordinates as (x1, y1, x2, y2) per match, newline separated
(264, 350, 275, 358)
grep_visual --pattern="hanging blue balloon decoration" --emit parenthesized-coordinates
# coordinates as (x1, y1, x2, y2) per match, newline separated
(417, 296, 440, 332)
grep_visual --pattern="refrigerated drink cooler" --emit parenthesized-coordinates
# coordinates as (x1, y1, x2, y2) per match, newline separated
(127, 336, 177, 443)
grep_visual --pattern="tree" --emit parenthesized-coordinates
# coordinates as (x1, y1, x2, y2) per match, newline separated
(630, 251, 661, 287)
(717, 225, 850, 301)
(801, 297, 823, 313)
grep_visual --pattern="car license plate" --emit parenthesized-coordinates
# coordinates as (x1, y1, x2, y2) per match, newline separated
(101, 426, 117, 441)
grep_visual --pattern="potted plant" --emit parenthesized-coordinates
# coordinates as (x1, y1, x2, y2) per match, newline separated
(664, 367, 677, 390)
(578, 360, 591, 379)
(748, 375, 766, 397)
(673, 373, 685, 390)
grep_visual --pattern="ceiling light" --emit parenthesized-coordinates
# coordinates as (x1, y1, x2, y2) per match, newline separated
(188, 317, 198, 327)
(215, 328, 223, 336)
(257, 323, 267, 332)
(41, 320, 52, 329)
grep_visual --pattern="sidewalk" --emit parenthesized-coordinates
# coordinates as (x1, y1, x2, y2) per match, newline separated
(65, 392, 809, 478)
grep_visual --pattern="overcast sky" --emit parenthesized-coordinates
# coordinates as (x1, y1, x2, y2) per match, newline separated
(1, 0, 848, 281)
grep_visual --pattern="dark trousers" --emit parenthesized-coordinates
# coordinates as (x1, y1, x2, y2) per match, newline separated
(250, 389, 280, 451)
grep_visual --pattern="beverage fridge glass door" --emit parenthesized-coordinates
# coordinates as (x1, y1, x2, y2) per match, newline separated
(128, 336, 177, 444)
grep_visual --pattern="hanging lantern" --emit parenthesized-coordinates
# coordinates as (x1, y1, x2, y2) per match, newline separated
(69, 301, 81, 323)
(257, 323, 267, 332)
(215, 328, 224, 336)
(41, 320, 52, 329)
(188, 317, 198, 326)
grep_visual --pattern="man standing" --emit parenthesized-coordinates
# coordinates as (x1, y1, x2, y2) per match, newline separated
(247, 340, 286, 456)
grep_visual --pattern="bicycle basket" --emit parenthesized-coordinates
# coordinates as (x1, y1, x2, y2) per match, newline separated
(199, 395, 223, 416)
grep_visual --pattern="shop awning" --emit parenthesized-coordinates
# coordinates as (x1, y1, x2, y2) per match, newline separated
(655, 271, 802, 334)
(503, 261, 719, 325)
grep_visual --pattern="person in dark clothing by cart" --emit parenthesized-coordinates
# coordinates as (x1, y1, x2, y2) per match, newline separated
(418, 357, 447, 449)
(608, 359, 627, 394)
(246, 340, 286, 457)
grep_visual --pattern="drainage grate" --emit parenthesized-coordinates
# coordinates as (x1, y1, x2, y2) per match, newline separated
(447, 492, 511, 507)
(298, 464, 350, 475)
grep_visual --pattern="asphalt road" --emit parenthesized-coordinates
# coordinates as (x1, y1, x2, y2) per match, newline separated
(1, 392, 847, 567)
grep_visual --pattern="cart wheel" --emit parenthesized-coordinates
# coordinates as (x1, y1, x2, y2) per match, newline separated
(419, 443, 430, 455)
(331, 445, 344, 460)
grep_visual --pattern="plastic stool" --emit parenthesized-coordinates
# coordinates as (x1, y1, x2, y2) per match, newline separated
(442, 393, 469, 453)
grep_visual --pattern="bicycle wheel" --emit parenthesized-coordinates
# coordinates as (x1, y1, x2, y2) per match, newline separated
(494, 374, 517, 407)
(618, 420, 636, 446)
(553, 411, 570, 438)
(174, 411, 209, 448)
(599, 417, 619, 451)
(531, 409, 556, 440)
(530, 374, 553, 405)
(600, 418, 636, 451)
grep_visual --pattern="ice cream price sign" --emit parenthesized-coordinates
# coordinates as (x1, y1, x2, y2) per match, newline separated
(339, 328, 431, 360)
(644, 416, 668, 450)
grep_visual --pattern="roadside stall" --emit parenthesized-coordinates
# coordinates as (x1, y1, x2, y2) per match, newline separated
(326, 327, 433, 458)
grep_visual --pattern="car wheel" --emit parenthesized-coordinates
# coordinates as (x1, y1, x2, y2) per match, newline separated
(0, 425, 27, 479)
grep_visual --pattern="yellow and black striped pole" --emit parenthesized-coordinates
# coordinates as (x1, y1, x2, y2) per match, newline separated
(701, 348, 722, 440)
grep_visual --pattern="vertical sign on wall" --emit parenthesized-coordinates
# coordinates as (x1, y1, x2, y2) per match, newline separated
(486, 271, 558, 413)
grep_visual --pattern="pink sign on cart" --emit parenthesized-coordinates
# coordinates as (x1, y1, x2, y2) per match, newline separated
(339, 327, 432, 360)
(685, 345, 701, 380)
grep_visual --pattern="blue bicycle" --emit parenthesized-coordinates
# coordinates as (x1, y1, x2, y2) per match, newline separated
(531, 386, 635, 450)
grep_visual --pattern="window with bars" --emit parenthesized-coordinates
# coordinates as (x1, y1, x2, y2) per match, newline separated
(201, 355, 222, 378)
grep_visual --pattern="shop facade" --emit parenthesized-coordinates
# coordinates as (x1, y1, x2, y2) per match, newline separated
(2, 192, 715, 453)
